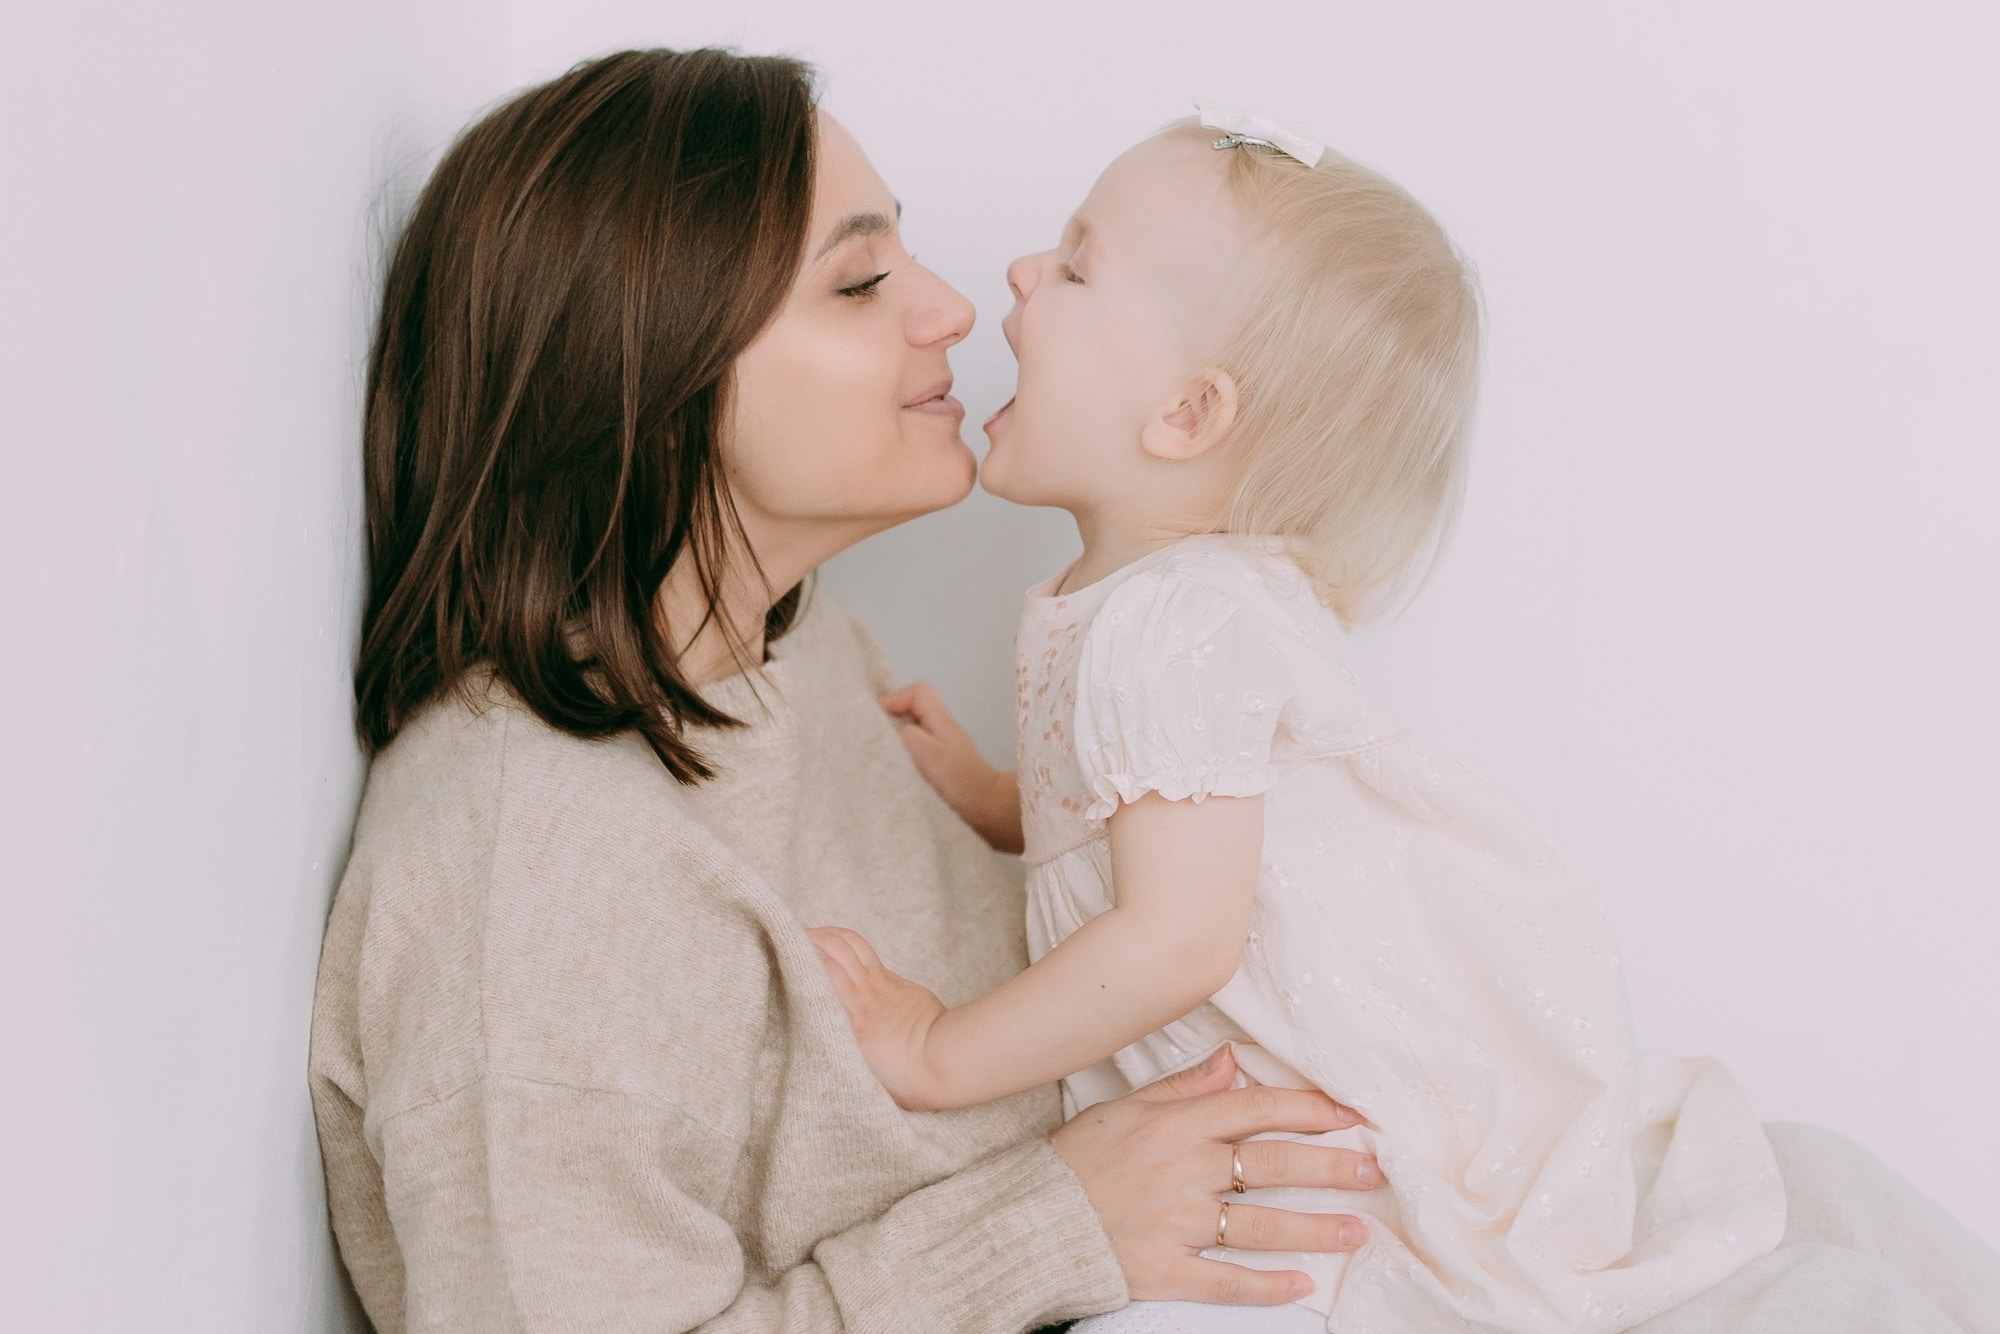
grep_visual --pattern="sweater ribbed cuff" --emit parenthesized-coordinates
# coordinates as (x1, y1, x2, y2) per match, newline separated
(813, 1136, 1128, 1333)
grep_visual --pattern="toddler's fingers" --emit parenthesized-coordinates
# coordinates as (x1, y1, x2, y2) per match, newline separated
(807, 926, 865, 984)
(878, 682, 935, 719)
(810, 956, 858, 1015)
(899, 724, 950, 770)
(810, 924, 884, 975)
(828, 926, 884, 972)
(882, 681, 951, 731)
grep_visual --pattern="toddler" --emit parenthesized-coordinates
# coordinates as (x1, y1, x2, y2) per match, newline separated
(810, 103, 1786, 1333)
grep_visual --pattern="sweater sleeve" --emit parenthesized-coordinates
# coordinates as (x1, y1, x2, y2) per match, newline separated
(366, 1074, 1125, 1333)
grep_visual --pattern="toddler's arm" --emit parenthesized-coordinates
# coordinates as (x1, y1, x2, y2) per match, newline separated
(880, 682, 1023, 854)
(811, 791, 1262, 1111)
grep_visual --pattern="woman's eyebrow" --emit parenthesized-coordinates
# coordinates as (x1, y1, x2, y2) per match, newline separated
(812, 201, 903, 263)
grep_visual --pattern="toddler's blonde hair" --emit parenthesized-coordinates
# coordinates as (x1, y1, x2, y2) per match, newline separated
(1198, 126, 1481, 624)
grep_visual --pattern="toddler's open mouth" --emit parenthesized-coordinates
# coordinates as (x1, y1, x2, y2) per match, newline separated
(983, 397, 1016, 436)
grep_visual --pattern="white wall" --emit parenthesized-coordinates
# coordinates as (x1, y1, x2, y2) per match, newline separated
(513, 0, 2000, 1246)
(0, 5, 503, 1330)
(3, 6, 1991, 1331)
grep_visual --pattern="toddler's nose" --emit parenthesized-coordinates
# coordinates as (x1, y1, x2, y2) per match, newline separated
(1005, 253, 1040, 304)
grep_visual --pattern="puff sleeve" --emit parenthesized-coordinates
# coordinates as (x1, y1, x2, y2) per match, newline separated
(1071, 569, 1297, 821)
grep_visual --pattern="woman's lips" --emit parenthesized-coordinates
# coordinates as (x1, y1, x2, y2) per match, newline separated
(903, 378, 964, 422)
(904, 393, 965, 422)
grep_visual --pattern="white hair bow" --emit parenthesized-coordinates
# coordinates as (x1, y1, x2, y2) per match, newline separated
(1194, 97, 1324, 168)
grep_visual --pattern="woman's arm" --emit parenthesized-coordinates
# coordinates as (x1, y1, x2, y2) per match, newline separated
(324, 1045, 1377, 1332)
(349, 1076, 1119, 1332)
(813, 792, 1262, 1111)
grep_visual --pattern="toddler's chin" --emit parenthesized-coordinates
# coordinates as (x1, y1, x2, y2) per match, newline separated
(977, 449, 1028, 503)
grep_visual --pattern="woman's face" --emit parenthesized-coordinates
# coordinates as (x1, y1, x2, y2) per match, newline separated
(725, 114, 977, 557)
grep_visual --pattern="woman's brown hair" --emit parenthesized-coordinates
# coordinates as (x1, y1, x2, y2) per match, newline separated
(355, 48, 816, 781)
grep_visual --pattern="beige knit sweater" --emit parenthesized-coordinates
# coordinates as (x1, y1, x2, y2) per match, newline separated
(308, 593, 1128, 1332)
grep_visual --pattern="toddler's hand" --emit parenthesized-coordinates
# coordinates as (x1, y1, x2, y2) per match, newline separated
(879, 682, 1024, 854)
(808, 926, 950, 1110)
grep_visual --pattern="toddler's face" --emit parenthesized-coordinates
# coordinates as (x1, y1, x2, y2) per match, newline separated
(981, 130, 1252, 510)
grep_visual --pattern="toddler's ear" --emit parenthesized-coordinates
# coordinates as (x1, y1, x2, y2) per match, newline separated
(1140, 368, 1240, 462)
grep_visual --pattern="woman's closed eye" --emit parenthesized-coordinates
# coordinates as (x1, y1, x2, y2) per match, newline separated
(838, 270, 891, 299)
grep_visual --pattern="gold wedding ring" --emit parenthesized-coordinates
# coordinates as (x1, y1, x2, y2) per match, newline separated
(1230, 1144, 1247, 1194)
(1216, 1199, 1231, 1248)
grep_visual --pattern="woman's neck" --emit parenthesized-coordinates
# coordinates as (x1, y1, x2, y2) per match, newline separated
(655, 507, 885, 684)
(655, 564, 773, 686)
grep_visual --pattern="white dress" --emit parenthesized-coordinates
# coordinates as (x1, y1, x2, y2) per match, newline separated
(1016, 535, 1788, 1334)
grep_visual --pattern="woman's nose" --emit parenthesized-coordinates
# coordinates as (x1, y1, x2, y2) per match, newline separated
(1005, 253, 1039, 304)
(910, 264, 976, 349)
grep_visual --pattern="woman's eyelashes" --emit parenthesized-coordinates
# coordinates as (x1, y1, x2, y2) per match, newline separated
(837, 270, 891, 300)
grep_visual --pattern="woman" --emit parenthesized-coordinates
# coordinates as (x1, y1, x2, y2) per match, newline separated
(311, 46, 2000, 1334)
(310, 48, 1383, 1333)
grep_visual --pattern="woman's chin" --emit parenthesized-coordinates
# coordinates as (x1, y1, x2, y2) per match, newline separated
(903, 433, 979, 512)
(940, 444, 979, 506)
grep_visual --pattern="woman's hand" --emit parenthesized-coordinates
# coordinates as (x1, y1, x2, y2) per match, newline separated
(809, 926, 950, 1109)
(1052, 1046, 1382, 1305)
(880, 683, 1024, 854)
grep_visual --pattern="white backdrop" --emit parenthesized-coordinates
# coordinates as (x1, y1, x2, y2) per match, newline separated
(509, 0, 2000, 1250)
(0, 3, 503, 1329)
(2, 3, 1993, 1331)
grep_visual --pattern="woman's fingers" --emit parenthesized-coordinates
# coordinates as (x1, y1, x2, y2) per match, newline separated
(1194, 1201, 1366, 1254)
(1233, 1138, 1383, 1192)
(1130, 1050, 1363, 1138)
(1129, 1045, 1239, 1102)
(1155, 1257, 1312, 1306)
(1051, 1058, 1380, 1307)
(1192, 1083, 1362, 1141)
